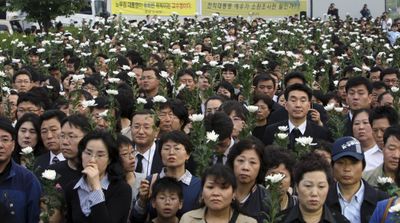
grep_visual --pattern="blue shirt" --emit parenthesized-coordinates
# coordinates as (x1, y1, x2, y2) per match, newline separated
(0, 160, 41, 223)
(370, 197, 399, 223)
(337, 181, 365, 223)
(74, 175, 110, 216)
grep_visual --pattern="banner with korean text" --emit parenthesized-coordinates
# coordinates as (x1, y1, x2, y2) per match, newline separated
(112, 0, 197, 16)
(202, 0, 307, 17)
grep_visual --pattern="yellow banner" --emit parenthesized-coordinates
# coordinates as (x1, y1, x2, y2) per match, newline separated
(202, 0, 307, 17)
(112, 0, 197, 16)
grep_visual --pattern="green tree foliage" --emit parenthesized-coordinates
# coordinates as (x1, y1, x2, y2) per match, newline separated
(6, 0, 87, 31)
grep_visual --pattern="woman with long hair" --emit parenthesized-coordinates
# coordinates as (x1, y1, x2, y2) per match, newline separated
(13, 113, 45, 164)
(65, 130, 131, 223)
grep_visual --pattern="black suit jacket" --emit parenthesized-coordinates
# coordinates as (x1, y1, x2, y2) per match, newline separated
(325, 180, 389, 223)
(343, 114, 353, 136)
(134, 141, 164, 175)
(33, 152, 50, 174)
(262, 120, 333, 148)
(150, 141, 163, 174)
(65, 179, 132, 223)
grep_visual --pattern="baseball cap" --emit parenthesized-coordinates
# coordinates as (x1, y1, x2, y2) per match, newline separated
(331, 136, 364, 162)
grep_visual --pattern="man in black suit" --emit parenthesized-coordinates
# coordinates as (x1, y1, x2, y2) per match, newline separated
(34, 110, 66, 171)
(49, 114, 90, 190)
(268, 71, 328, 126)
(131, 110, 163, 176)
(262, 84, 332, 149)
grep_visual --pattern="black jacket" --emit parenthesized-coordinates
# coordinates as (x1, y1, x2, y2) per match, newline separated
(134, 141, 164, 175)
(262, 120, 332, 148)
(283, 204, 349, 223)
(325, 180, 389, 223)
(65, 179, 132, 223)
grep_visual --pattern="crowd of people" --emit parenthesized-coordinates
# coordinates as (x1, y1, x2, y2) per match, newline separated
(1, 5, 400, 223)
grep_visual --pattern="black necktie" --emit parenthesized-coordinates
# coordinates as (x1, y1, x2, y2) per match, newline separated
(290, 128, 302, 149)
(52, 156, 60, 164)
(216, 154, 224, 164)
(135, 154, 144, 173)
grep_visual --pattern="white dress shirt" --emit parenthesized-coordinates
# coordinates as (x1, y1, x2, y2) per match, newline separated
(135, 142, 156, 176)
(363, 144, 383, 172)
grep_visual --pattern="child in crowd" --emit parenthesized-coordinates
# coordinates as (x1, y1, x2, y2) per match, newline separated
(148, 177, 183, 223)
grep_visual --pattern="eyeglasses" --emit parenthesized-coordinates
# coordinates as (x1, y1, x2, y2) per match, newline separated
(83, 86, 98, 92)
(0, 137, 13, 144)
(82, 150, 108, 160)
(119, 150, 137, 159)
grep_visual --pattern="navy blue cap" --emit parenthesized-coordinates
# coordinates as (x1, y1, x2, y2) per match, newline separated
(331, 136, 364, 162)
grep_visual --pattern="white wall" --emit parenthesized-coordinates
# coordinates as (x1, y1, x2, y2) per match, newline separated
(311, 0, 385, 19)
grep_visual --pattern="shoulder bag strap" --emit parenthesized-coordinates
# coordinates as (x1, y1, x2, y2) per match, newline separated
(229, 209, 240, 223)
(381, 197, 395, 223)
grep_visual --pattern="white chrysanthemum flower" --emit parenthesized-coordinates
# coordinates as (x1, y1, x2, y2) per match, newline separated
(278, 126, 289, 132)
(108, 78, 120, 83)
(37, 48, 45, 53)
(324, 103, 335, 111)
(389, 203, 400, 213)
(136, 98, 147, 104)
(277, 133, 288, 139)
(71, 74, 85, 82)
(122, 65, 131, 71)
(353, 67, 362, 72)
(265, 173, 285, 183)
(106, 89, 118, 95)
(391, 87, 399, 93)
(377, 176, 394, 184)
(189, 114, 204, 122)
(81, 100, 97, 108)
(175, 84, 186, 95)
(127, 72, 136, 78)
(2, 87, 10, 94)
(100, 71, 107, 77)
(262, 60, 269, 65)
(245, 105, 258, 113)
(206, 130, 219, 142)
(295, 136, 317, 146)
(209, 61, 218, 67)
(42, 169, 57, 180)
(152, 95, 167, 103)
(21, 146, 33, 155)
(160, 71, 169, 79)
(243, 64, 250, 69)
(334, 107, 344, 113)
